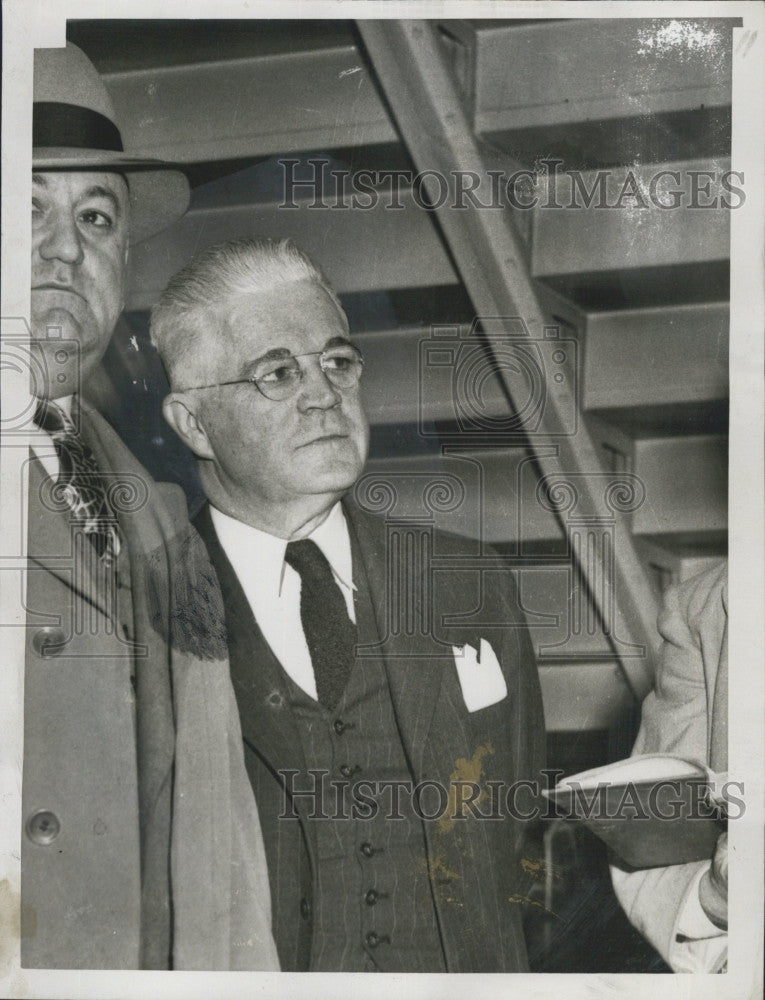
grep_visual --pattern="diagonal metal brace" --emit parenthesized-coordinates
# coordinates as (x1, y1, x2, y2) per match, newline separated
(358, 19, 659, 700)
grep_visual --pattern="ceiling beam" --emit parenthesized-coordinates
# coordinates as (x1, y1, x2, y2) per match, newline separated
(358, 18, 661, 700)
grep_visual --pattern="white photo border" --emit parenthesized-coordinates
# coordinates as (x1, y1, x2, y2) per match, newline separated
(2, 3, 762, 998)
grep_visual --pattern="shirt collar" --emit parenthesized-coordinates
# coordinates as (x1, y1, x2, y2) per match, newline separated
(309, 501, 355, 593)
(209, 500, 355, 596)
(37, 394, 73, 419)
(55, 395, 73, 418)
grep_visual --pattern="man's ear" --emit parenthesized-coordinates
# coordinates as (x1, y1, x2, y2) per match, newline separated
(162, 393, 216, 461)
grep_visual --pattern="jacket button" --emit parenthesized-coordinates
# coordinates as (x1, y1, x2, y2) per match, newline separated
(333, 719, 346, 735)
(365, 889, 379, 906)
(32, 627, 66, 657)
(300, 896, 312, 921)
(339, 764, 359, 778)
(366, 931, 384, 948)
(25, 809, 61, 845)
(360, 841, 375, 858)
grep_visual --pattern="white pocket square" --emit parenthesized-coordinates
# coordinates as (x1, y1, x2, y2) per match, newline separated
(451, 638, 508, 713)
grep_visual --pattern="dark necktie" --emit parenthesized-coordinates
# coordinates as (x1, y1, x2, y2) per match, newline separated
(284, 538, 356, 710)
(34, 400, 121, 564)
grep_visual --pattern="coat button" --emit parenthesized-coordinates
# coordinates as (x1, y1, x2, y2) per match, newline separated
(25, 809, 61, 845)
(339, 764, 359, 778)
(365, 889, 379, 906)
(300, 897, 312, 921)
(333, 719, 346, 735)
(365, 930, 389, 948)
(360, 841, 376, 858)
(31, 627, 66, 657)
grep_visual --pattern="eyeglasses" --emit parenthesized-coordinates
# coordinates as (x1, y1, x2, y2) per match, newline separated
(178, 343, 364, 402)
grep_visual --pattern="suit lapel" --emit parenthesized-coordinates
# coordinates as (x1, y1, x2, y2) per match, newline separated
(345, 501, 450, 777)
(194, 505, 307, 780)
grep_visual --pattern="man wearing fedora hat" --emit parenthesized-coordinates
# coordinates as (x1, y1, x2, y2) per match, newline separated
(23, 42, 279, 971)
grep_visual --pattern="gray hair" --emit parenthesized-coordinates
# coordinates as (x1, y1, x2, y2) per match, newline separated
(150, 237, 344, 387)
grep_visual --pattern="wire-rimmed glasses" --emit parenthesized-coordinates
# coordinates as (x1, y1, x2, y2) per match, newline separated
(178, 342, 364, 401)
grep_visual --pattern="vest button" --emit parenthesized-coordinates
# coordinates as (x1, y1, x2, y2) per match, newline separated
(365, 889, 379, 906)
(333, 719, 346, 735)
(300, 896, 312, 921)
(365, 931, 380, 948)
(25, 809, 61, 845)
(360, 842, 375, 858)
(339, 764, 359, 778)
(32, 627, 67, 657)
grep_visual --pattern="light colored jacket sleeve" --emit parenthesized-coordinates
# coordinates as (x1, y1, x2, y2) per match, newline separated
(610, 561, 728, 971)
(171, 648, 280, 971)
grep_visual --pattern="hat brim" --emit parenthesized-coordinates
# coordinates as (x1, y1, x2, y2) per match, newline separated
(33, 147, 190, 245)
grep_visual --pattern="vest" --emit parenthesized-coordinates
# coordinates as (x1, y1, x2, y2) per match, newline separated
(272, 555, 447, 972)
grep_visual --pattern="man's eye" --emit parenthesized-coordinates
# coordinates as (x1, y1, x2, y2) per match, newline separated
(325, 358, 349, 372)
(323, 350, 358, 371)
(79, 209, 113, 228)
(258, 363, 299, 384)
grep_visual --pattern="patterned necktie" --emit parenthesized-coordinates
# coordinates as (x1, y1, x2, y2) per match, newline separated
(34, 400, 121, 563)
(284, 538, 356, 710)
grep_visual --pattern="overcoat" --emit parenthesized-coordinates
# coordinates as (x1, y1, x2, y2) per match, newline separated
(22, 399, 279, 971)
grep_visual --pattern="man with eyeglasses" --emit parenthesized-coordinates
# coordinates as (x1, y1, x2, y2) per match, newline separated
(152, 237, 545, 973)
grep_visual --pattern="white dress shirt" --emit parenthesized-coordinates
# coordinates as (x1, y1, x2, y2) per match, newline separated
(670, 864, 727, 972)
(210, 501, 356, 702)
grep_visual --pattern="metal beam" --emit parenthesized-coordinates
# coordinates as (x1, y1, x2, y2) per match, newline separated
(126, 193, 458, 310)
(126, 157, 731, 311)
(471, 19, 734, 134)
(584, 302, 729, 410)
(358, 19, 660, 699)
(104, 45, 396, 162)
(633, 436, 727, 536)
(363, 449, 564, 545)
(99, 19, 734, 166)
(539, 662, 633, 732)
(532, 159, 732, 279)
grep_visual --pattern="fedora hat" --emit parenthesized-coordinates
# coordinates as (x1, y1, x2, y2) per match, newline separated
(33, 42, 190, 244)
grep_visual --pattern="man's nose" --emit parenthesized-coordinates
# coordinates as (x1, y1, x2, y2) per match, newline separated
(36, 210, 84, 266)
(296, 360, 342, 410)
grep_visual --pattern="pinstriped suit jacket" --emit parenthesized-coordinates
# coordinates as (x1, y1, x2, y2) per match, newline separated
(196, 498, 546, 972)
